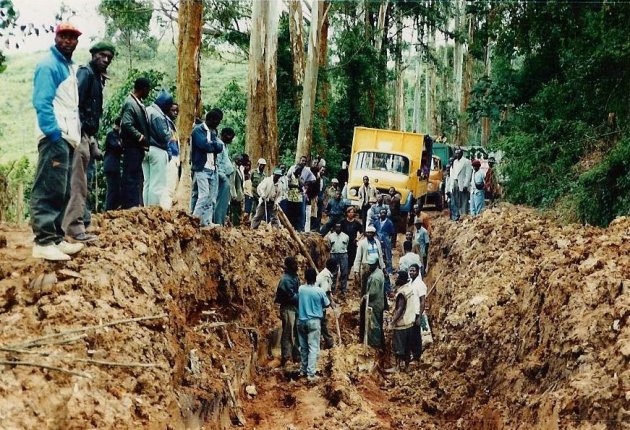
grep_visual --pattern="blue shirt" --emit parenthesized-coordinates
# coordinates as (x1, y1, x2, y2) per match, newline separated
(374, 217, 395, 243)
(415, 227, 430, 256)
(298, 284, 330, 321)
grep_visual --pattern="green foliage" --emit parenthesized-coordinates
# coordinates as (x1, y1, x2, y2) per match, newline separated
(210, 80, 247, 157)
(329, 25, 389, 160)
(0, 156, 34, 222)
(0, 0, 17, 73)
(470, 1, 630, 226)
(98, 0, 155, 67)
(574, 137, 630, 227)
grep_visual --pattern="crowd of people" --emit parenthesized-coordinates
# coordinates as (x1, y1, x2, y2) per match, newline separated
(29, 22, 433, 375)
(442, 148, 498, 221)
(275, 203, 432, 379)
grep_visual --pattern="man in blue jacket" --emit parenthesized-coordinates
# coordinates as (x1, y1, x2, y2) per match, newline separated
(190, 109, 223, 226)
(62, 41, 115, 242)
(30, 23, 85, 261)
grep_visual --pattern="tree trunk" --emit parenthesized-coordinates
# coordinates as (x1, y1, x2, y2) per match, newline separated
(294, 0, 322, 164)
(174, 0, 203, 209)
(480, 38, 492, 147)
(246, 0, 280, 168)
(428, 17, 438, 136)
(453, 0, 464, 143)
(288, 0, 305, 92)
(393, 5, 404, 131)
(458, 11, 475, 146)
(317, 1, 331, 148)
(374, 0, 388, 53)
(412, 56, 422, 133)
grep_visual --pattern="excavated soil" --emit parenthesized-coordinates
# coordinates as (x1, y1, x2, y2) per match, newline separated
(0, 208, 327, 429)
(0, 205, 628, 429)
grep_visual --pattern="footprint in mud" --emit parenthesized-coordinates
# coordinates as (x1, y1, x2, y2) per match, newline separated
(282, 392, 297, 409)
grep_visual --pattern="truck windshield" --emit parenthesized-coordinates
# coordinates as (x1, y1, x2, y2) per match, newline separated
(354, 152, 409, 174)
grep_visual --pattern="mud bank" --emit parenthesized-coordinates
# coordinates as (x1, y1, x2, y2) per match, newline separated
(0, 208, 327, 429)
(386, 206, 629, 429)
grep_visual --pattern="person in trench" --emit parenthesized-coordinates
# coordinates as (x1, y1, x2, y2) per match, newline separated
(274, 256, 301, 367)
(359, 254, 385, 349)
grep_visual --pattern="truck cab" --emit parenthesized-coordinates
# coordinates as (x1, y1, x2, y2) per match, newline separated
(346, 127, 443, 216)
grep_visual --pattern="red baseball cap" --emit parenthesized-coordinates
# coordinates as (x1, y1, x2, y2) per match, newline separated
(55, 23, 82, 36)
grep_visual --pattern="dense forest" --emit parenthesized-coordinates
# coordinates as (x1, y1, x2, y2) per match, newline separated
(0, 0, 628, 226)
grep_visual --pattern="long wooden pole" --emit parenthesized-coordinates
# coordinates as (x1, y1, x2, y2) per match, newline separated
(277, 207, 318, 270)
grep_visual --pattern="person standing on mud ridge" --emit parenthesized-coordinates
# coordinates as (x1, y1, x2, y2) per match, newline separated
(390, 271, 416, 371)
(470, 159, 485, 216)
(275, 256, 301, 367)
(190, 109, 224, 227)
(359, 254, 385, 349)
(315, 258, 338, 349)
(297, 267, 330, 381)
(251, 168, 282, 229)
(353, 225, 385, 294)
(484, 157, 498, 207)
(450, 148, 472, 220)
(103, 117, 123, 211)
(62, 40, 115, 243)
(250, 158, 267, 218)
(30, 23, 85, 261)
(120, 77, 152, 209)
(229, 154, 246, 227)
(408, 264, 427, 362)
(213, 127, 236, 225)
(143, 89, 173, 208)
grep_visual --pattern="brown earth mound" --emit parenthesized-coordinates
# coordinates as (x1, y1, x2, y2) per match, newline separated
(1, 205, 627, 429)
(386, 206, 629, 429)
(0, 208, 327, 429)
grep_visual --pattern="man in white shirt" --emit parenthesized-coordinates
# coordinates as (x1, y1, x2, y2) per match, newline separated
(408, 263, 427, 362)
(328, 223, 350, 295)
(315, 259, 338, 349)
(399, 240, 422, 274)
(450, 148, 472, 220)
(251, 168, 282, 229)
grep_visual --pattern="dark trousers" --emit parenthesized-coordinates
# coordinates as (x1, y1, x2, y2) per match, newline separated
(280, 305, 300, 362)
(30, 138, 73, 246)
(85, 158, 95, 226)
(286, 201, 302, 230)
(230, 199, 242, 226)
(121, 145, 144, 209)
(411, 322, 423, 361)
(331, 252, 348, 294)
(62, 134, 90, 237)
(105, 170, 122, 210)
(360, 204, 370, 231)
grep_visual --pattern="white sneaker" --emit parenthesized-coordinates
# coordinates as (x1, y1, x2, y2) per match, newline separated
(56, 241, 84, 255)
(32, 244, 70, 261)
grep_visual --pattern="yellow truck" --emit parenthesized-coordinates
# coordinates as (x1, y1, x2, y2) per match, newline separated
(346, 127, 443, 217)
